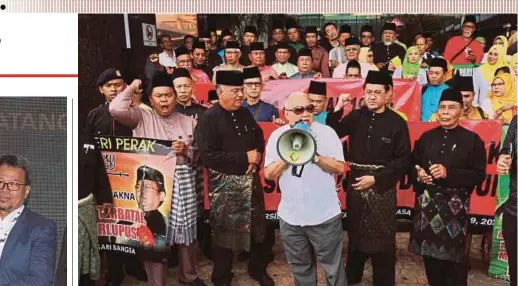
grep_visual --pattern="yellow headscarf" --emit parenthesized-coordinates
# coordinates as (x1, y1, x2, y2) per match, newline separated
(488, 73, 517, 123)
(480, 45, 508, 82)
(493, 35, 509, 52)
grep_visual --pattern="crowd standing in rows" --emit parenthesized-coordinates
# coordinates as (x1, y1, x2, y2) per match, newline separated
(79, 14, 518, 286)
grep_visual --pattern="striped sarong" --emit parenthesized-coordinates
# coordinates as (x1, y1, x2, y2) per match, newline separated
(167, 164, 198, 245)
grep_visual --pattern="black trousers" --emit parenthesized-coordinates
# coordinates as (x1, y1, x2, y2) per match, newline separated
(346, 248, 396, 286)
(423, 256, 468, 286)
(503, 212, 517, 286)
(211, 241, 269, 285)
(105, 251, 146, 283)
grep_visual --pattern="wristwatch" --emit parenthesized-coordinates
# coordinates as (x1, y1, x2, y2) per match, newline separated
(313, 153, 320, 163)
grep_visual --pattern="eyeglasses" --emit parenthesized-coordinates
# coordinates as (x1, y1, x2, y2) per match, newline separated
(244, 82, 262, 87)
(285, 105, 315, 115)
(367, 54, 374, 58)
(365, 90, 385, 96)
(0, 180, 27, 192)
(345, 47, 359, 52)
(491, 82, 505, 87)
(463, 24, 476, 29)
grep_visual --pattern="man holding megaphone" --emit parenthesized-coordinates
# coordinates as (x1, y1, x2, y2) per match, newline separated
(264, 92, 347, 286)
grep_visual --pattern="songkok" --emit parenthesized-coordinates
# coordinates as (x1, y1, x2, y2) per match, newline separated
(215, 70, 244, 86)
(340, 24, 351, 34)
(286, 21, 298, 31)
(208, 90, 218, 101)
(305, 26, 318, 34)
(308, 80, 326, 96)
(97, 68, 123, 87)
(175, 46, 190, 57)
(151, 72, 173, 89)
(345, 37, 360, 46)
(243, 66, 262, 80)
(449, 74, 474, 92)
(429, 57, 448, 71)
(365, 70, 391, 86)
(221, 29, 233, 38)
(440, 88, 463, 105)
(244, 26, 257, 35)
(198, 31, 210, 39)
(361, 25, 373, 33)
(250, 42, 265, 51)
(463, 15, 477, 25)
(297, 48, 313, 59)
(136, 166, 165, 193)
(272, 21, 284, 32)
(172, 68, 192, 81)
(382, 22, 397, 32)
(275, 42, 291, 51)
(225, 41, 240, 50)
(192, 41, 205, 51)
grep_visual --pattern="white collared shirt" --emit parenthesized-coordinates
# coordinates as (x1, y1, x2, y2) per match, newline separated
(0, 205, 25, 258)
(159, 51, 176, 67)
(264, 122, 344, 226)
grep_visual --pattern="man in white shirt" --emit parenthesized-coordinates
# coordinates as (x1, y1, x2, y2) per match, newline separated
(333, 38, 376, 78)
(264, 92, 347, 286)
(0, 155, 57, 285)
(158, 35, 176, 68)
(271, 42, 299, 79)
(329, 24, 352, 68)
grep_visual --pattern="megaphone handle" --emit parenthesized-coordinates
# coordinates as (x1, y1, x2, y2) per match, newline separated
(291, 165, 305, 178)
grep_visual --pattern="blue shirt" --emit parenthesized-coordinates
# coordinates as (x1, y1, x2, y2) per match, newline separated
(242, 100, 279, 122)
(314, 111, 328, 124)
(421, 83, 450, 122)
(289, 72, 316, 79)
(217, 49, 225, 61)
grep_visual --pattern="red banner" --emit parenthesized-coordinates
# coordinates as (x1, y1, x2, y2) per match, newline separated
(193, 78, 422, 121)
(203, 120, 503, 230)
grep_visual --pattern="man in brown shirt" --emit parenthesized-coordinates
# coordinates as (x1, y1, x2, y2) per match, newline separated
(305, 26, 331, 78)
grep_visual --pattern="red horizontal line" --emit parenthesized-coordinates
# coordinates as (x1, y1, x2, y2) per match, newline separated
(0, 74, 78, 78)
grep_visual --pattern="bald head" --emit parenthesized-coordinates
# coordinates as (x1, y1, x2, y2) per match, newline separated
(284, 92, 310, 109)
(284, 92, 314, 126)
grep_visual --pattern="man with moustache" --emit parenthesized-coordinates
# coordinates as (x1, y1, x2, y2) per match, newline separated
(371, 22, 406, 74)
(110, 73, 205, 286)
(217, 29, 235, 61)
(333, 37, 376, 78)
(265, 23, 297, 65)
(409, 89, 486, 286)
(329, 24, 352, 68)
(305, 26, 331, 78)
(443, 15, 484, 65)
(172, 68, 206, 122)
(175, 46, 211, 83)
(248, 42, 278, 82)
(195, 70, 273, 286)
(195, 31, 223, 72)
(264, 92, 347, 285)
(158, 35, 176, 68)
(289, 48, 322, 80)
(213, 41, 244, 82)
(327, 70, 411, 286)
(271, 42, 299, 79)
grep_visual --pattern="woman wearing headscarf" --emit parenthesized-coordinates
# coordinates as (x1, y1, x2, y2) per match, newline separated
(511, 53, 518, 80)
(481, 35, 512, 63)
(479, 72, 516, 123)
(473, 45, 508, 108)
(393, 46, 427, 86)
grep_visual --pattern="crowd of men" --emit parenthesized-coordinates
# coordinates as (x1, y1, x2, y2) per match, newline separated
(79, 14, 517, 286)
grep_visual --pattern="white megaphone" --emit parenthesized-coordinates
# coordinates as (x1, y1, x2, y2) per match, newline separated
(276, 121, 317, 166)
